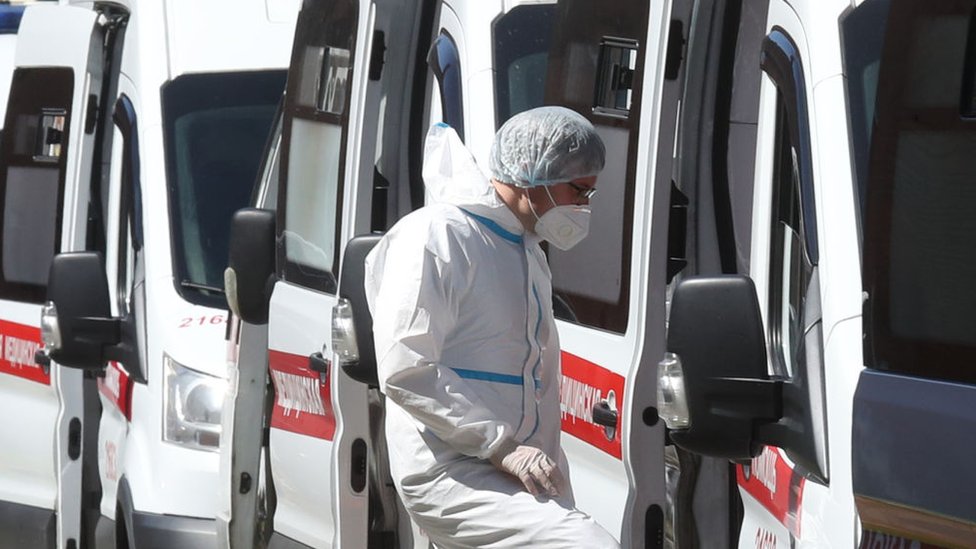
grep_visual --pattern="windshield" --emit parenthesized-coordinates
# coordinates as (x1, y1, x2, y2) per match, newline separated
(162, 70, 286, 308)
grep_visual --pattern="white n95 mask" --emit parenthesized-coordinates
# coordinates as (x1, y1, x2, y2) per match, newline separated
(530, 186, 591, 250)
(535, 205, 591, 250)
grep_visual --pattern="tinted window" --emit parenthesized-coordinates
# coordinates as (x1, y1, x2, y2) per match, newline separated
(841, 0, 891, 219)
(0, 68, 73, 303)
(540, 2, 649, 334)
(162, 71, 286, 308)
(114, 95, 141, 316)
(863, 2, 976, 384)
(430, 31, 465, 139)
(492, 5, 555, 125)
(768, 94, 814, 378)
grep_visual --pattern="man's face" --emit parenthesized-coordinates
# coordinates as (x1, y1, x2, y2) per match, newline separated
(526, 175, 598, 218)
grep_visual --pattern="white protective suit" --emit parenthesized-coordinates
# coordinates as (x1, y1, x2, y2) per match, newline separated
(365, 115, 617, 548)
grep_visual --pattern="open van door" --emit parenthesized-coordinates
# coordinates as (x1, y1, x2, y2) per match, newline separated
(259, 0, 373, 545)
(540, 0, 675, 545)
(0, 5, 105, 548)
(856, 1, 976, 546)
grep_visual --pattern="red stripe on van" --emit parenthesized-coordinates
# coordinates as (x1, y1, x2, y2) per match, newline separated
(0, 320, 48, 385)
(737, 447, 805, 537)
(559, 352, 624, 459)
(97, 361, 132, 420)
(268, 349, 335, 441)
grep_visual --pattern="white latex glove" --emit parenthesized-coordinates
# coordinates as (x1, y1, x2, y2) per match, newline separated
(489, 439, 567, 497)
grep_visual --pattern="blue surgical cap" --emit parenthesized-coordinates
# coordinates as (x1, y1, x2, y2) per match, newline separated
(488, 106, 606, 188)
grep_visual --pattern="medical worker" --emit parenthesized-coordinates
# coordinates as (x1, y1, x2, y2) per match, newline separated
(365, 107, 618, 548)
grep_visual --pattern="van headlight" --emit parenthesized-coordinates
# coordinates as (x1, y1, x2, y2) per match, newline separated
(163, 355, 225, 451)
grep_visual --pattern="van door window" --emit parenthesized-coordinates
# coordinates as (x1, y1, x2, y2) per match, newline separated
(759, 30, 821, 380)
(279, 3, 358, 294)
(162, 70, 286, 308)
(492, 4, 556, 126)
(113, 95, 141, 316)
(539, 3, 647, 334)
(767, 93, 813, 379)
(863, 2, 976, 384)
(757, 28, 829, 481)
(429, 31, 464, 139)
(0, 68, 73, 303)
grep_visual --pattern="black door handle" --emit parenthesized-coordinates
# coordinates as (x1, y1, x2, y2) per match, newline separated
(308, 352, 330, 374)
(592, 401, 618, 429)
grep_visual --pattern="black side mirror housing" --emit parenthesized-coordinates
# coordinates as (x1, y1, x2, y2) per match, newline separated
(666, 275, 782, 460)
(45, 252, 118, 369)
(226, 208, 276, 325)
(336, 234, 382, 386)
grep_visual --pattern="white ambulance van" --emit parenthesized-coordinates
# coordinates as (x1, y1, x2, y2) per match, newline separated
(3, 0, 296, 547)
(217, 0, 755, 545)
(661, 0, 976, 546)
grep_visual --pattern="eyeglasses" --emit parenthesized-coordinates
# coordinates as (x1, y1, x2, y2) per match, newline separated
(566, 181, 597, 200)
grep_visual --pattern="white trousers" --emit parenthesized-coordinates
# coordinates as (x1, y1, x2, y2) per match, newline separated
(398, 457, 620, 549)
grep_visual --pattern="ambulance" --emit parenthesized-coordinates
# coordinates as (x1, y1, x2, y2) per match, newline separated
(217, 0, 728, 545)
(223, 0, 976, 546)
(2, 0, 296, 547)
(660, 0, 976, 547)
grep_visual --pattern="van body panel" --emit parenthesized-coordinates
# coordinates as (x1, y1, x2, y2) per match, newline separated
(0, 0, 295, 544)
(0, 300, 57, 511)
(0, 4, 102, 547)
(736, 1, 861, 546)
(266, 282, 341, 547)
(164, 0, 300, 77)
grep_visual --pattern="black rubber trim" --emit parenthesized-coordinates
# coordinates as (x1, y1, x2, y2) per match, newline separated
(712, 0, 744, 274)
(760, 28, 819, 265)
(0, 499, 56, 548)
(269, 531, 316, 549)
(115, 468, 216, 548)
(129, 510, 216, 549)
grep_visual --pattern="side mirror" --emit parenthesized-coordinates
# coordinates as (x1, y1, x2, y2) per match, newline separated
(333, 234, 382, 386)
(43, 252, 118, 369)
(225, 208, 276, 325)
(661, 275, 782, 460)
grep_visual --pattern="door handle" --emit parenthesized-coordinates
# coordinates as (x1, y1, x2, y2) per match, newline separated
(308, 351, 330, 384)
(592, 401, 618, 430)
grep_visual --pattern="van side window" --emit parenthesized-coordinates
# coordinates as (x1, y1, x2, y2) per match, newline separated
(0, 68, 73, 303)
(540, 6, 647, 334)
(863, 3, 976, 384)
(113, 95, 142, 316)
(761, 30, 820, 379)
(492, 4, 556, 125)
(279, 4, 358, 294)
(429, 31, 464, 139)
(767, 93, 814, 377)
